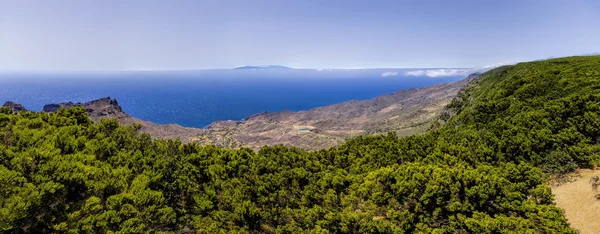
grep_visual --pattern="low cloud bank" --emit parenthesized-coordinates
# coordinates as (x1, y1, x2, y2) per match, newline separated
(405, 62, 516, 78)
(381, 71, 399, 77)
(405, 68, 471, 78)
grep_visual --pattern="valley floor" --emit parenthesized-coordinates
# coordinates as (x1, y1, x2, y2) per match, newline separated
(552, 169, 600, 234)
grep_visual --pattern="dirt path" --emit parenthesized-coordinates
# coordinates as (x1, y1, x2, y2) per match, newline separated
(551, 169, 600, 234)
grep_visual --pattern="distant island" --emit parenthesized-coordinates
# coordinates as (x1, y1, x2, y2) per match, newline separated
(234, 65, 293, 70)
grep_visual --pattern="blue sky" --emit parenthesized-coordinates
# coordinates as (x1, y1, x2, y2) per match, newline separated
(1, 0, 599, 70)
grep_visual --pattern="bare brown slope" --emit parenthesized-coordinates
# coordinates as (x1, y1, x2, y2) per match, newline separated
(552, 169, 600, 234)
(200, 74, 478, 150)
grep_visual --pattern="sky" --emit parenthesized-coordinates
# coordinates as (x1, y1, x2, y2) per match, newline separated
(1, 0, 599, 71)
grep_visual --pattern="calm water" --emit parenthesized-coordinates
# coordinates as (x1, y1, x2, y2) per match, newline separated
(0, 69, 464, 128)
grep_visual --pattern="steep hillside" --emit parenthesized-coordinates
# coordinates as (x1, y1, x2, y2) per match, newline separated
(200, 75, 476, 150)
(432, 56, 600, 232)
(439, 56, 600, 171)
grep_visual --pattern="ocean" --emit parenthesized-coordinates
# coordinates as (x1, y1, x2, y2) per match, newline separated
(0, 69, 465, 128)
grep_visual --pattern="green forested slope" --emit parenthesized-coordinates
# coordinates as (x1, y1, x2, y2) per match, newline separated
(443, 56, 600, 172)
(1, 56, 599, 233)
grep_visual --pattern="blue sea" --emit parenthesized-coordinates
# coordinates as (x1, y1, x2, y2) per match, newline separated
(0, 69, 465, 128)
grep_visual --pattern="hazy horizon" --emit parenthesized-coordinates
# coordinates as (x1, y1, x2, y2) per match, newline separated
(2, 0, 599, 71)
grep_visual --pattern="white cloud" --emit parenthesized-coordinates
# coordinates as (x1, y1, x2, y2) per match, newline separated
(466, 62, 516, 74)
(480, 62, 515, 69)
(381, 71, 398, 77)
(316, 68, 333, 72)
(405, 62, 518, 78)
(405, 68, 471, 78)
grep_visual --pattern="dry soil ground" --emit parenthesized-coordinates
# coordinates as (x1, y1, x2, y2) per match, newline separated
(552, 169, 600, 234)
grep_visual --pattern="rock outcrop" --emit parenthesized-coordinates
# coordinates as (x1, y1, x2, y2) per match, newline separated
(42, 97, 203, 143)
(2, 101, 27, 113)
(43, 97, 126, 119)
